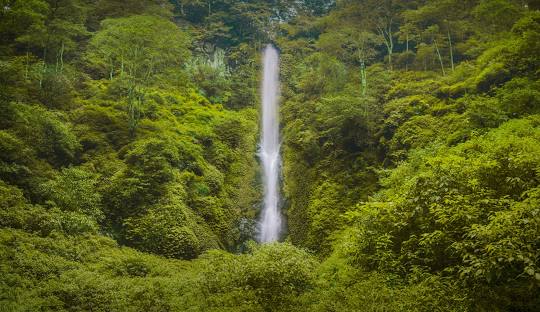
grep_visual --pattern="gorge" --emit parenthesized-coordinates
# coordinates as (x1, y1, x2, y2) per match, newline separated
(0, 1, 538, 311)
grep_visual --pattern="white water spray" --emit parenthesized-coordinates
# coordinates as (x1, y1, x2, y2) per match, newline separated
(258, 44, 281, 243)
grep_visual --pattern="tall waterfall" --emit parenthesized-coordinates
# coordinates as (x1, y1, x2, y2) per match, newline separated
(258, 44, 281, 243)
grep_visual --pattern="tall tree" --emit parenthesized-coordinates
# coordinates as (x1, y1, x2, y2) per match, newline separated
(333, 0, 405, 70)
(87, 15, 191, 134)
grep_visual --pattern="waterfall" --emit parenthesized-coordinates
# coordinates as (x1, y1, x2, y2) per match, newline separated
(258, 44, 281, 243)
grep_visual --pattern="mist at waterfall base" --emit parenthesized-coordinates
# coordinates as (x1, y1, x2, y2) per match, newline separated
(258, 44, 282, 243)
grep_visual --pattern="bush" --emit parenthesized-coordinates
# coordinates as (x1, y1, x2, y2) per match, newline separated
(124, 187, 220, 259)
(3, 102, 81, 167)
(40, 167, 103, 222)
(302, 257, 470, 312)
(331, 117, 540, 308)
(198, 243, 318, 311)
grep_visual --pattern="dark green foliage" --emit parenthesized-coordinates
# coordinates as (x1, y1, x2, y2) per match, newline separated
(293, 52, 347, 96)
(186, 49, 232, 104)
(332, 117, 540, 309)
(123, 186, 221, 259)
(0, 181, 99, 236)
(0, 130, 34, 186)
(12, 103, 79, 164)
(0, 0, 259, 262)
(86, 15, 190, 82)
(278, 2, 540, 310)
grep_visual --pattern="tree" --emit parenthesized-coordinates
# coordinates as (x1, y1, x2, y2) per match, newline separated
(87, 15, 190, 82)
(425, 25, 447, 75)
(402, 0, 477, 72)
(473, 0, 525, 33)
(0, 0, 49, 51)
(87, 0, 172, 29)
(87, 15, 191, 134)
(331, 0, 407, 70)
(317, 25, 379, 94)
(186, 48, 232, 103)
(1, 0, 89, 89)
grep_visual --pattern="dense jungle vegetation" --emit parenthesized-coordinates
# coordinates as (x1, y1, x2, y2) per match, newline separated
(1, 0, 539, 311)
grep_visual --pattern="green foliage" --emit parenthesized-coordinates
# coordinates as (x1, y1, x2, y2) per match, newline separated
(0, 130, 34, 186)
(497, 77, 540, 116)
(87, 15, 190, 82)
(86, 0, 172, 29)
(97, 92, 258, 256)
(301, 257, 471, 312)
(0, 181, 99, 236)
(198, 243, 317, 311)
(37, 69, 76, 109)
(331, 117, 540, 309)
(0, 0, 260, 262)
(0, 231, 320, 312)
(1, 102, 80, 168)
(473, 0, 524, 33)
(293, 52, 347, 96)
(0, 0, 49, 49)
(186, 49, 232, 103)
(279, 4, 540, 309)
(304, 181, 346, 254)
(86, 14, 192, 133)
(40, 167, 103, 221)
(124, 185, 220, 259)
(1, 0, 540, 310)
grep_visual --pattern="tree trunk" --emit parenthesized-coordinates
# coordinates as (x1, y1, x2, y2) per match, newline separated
(109, 58, 114, 80)
(127, 85, 143, 138)
(360, 59, 367, 96)
(405, 33, 409, 71)
(447, 23, 454, 72)
(40, 47, 48, 88)
(434, 39, 446, 76)
(58, 41, 65, 73)
(378, 24, 393, 71)
(120, 54, 124, 77)
(25, 51, 29, 79)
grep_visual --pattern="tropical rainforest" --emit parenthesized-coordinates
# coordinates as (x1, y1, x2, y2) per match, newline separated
(1, 0, 539, 311)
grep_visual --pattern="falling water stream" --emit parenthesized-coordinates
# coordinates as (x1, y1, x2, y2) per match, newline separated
(258, 44, 281, 243)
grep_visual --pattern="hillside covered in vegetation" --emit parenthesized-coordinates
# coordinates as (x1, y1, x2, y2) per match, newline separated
(1, 0, 539, 311)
